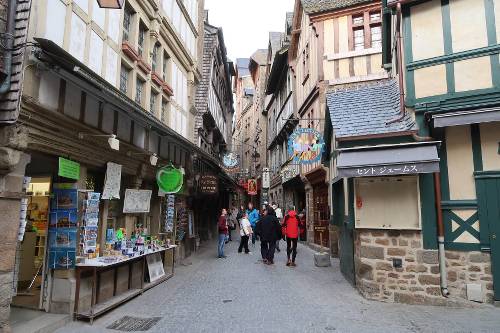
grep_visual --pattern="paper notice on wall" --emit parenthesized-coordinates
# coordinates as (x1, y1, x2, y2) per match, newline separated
(102, 162, 122, 199)
(123, 189, 152, 213)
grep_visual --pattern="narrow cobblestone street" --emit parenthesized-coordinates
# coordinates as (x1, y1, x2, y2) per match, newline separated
(56, 240, 499, 333)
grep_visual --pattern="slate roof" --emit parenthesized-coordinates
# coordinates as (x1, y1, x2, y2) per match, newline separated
(301, 0, 374, 14)
(327, 80, 416, 139)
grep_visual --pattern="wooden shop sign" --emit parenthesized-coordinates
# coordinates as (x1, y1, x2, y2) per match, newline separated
(199, 175, 218, 194)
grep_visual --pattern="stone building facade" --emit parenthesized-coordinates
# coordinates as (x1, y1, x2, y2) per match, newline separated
(195, 14, 234, 159)
(0, 0, 33, 331)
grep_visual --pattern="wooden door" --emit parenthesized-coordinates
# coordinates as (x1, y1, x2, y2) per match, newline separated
(313, 185, 330, 247)
(475, 172, 500, 301)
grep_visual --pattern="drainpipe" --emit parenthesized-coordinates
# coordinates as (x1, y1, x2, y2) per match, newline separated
(386, 2, 406, 125)
(0, 0, 17, 95)
(433, 172, 450, 297)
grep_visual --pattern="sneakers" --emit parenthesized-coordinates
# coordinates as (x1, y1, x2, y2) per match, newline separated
(290, 262, 296, 267)
(286, 260, 291, 266)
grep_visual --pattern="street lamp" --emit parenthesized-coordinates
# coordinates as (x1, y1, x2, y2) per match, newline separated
(96, 0, 124, 9)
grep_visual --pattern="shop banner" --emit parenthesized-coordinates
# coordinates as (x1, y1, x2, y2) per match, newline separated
(247, 179, 258, 196)
(58, 157, 80, 180)
(123, 189, 152, 213)
(102, 162, 122, 199)
(288, 128, 325, 164)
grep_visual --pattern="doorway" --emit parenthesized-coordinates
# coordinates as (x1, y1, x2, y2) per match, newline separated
(12, 177, 51, 310)
(335, 179, 355, 285)
(475, 172, 500, 301)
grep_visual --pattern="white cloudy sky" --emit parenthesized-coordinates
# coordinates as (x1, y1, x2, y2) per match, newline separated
(204, 0, 295, 61)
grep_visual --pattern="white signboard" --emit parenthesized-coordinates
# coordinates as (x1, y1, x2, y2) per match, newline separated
(146, 252, 165, 283)
(262, 167, 270, 189)
(123, 189, 152, 213)
(102, 162, 122, 199)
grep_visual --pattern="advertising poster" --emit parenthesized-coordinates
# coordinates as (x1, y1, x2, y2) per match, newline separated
(247, 179, 258, 196)
(123, 189, 152, 213)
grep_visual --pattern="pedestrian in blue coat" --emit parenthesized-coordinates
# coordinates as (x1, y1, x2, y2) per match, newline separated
(246, 202, 260, 245)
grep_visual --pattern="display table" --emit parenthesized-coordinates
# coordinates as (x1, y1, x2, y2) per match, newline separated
(73, 246, 176, 323)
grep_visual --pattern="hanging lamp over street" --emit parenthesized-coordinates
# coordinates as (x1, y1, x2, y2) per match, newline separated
(96, 0, 124, 9)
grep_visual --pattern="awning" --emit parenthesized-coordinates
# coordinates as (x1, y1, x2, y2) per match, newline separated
(336, 142, 440, 178)
(432, 107, 500, 128)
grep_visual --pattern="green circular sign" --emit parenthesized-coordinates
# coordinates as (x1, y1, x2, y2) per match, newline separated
(156, 165, 184, 193)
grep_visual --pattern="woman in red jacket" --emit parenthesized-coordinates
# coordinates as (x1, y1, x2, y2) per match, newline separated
(282, 207, 299, 267)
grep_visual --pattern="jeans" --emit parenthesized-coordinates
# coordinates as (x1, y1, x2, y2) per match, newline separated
(261, 241, 276, 262)
(218, 234, 226, 257)
(286, 237, 298, 262)
(238, 235, 249, 253)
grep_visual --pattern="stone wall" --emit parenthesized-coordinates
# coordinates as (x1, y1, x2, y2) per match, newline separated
(354, 230, 493, 305)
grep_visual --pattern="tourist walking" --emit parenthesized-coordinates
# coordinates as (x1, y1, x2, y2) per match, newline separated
(246, 202, 260, 245)
(272, 202, 283, 252)
(255, 206, 282, 265)
(227, 205, 238, 242)
(283, 207, 299, 266)
(218, 208, 228, 258)
(238, 211, 252, 254)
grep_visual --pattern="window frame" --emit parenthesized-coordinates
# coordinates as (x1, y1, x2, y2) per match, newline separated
(138, 22, 146, 57)
(119, 64, 129, 94)
(349, 9, 382, 51)
(135, 77, 144, 105)
(122, 6, 132, 42)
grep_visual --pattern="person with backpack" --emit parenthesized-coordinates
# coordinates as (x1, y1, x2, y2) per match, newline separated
(255, 206, 282, 265)
(217, 208, 228, 258)
(282, 206, 299, 267)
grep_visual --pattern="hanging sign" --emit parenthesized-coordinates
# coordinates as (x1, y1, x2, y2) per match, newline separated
(262, 168, 270, 189)
(222, 152, 239, 171)
(199, 175, 218, 194)
(156, 164, 184, 193)
(102, 162, 122, 199)
(247, 179, 258, 196)
(288, 128, 325, 164)
(58, 157, 80, 180)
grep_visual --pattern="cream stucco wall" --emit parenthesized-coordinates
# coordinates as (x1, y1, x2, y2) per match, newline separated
(410, 0, 444, 61)
(446, 126, 476, 200)
(454, 57, 493, 92)
(449, 0, 488, 53)
(480, 122, 500, 171)
(413, 65, 447, 98)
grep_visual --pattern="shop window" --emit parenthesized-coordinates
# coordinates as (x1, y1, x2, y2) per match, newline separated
(119, 64, 129, 94)
(354, 176, 421, 230)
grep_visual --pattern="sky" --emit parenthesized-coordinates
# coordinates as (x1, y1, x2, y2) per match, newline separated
(204, 0, 295, 61)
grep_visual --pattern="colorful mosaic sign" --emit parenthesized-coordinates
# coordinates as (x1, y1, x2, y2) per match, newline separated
(287, 128, 325, 164)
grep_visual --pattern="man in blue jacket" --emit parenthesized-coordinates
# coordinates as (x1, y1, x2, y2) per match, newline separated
(246, 202, 260, 245)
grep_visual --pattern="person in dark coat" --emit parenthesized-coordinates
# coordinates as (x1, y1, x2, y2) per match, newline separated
(255, 206, 282, 265)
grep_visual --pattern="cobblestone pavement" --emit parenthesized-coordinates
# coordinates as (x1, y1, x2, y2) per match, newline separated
(56, 240, 499, 333)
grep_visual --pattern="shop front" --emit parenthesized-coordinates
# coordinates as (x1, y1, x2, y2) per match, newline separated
(9, 38, 230, 320)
